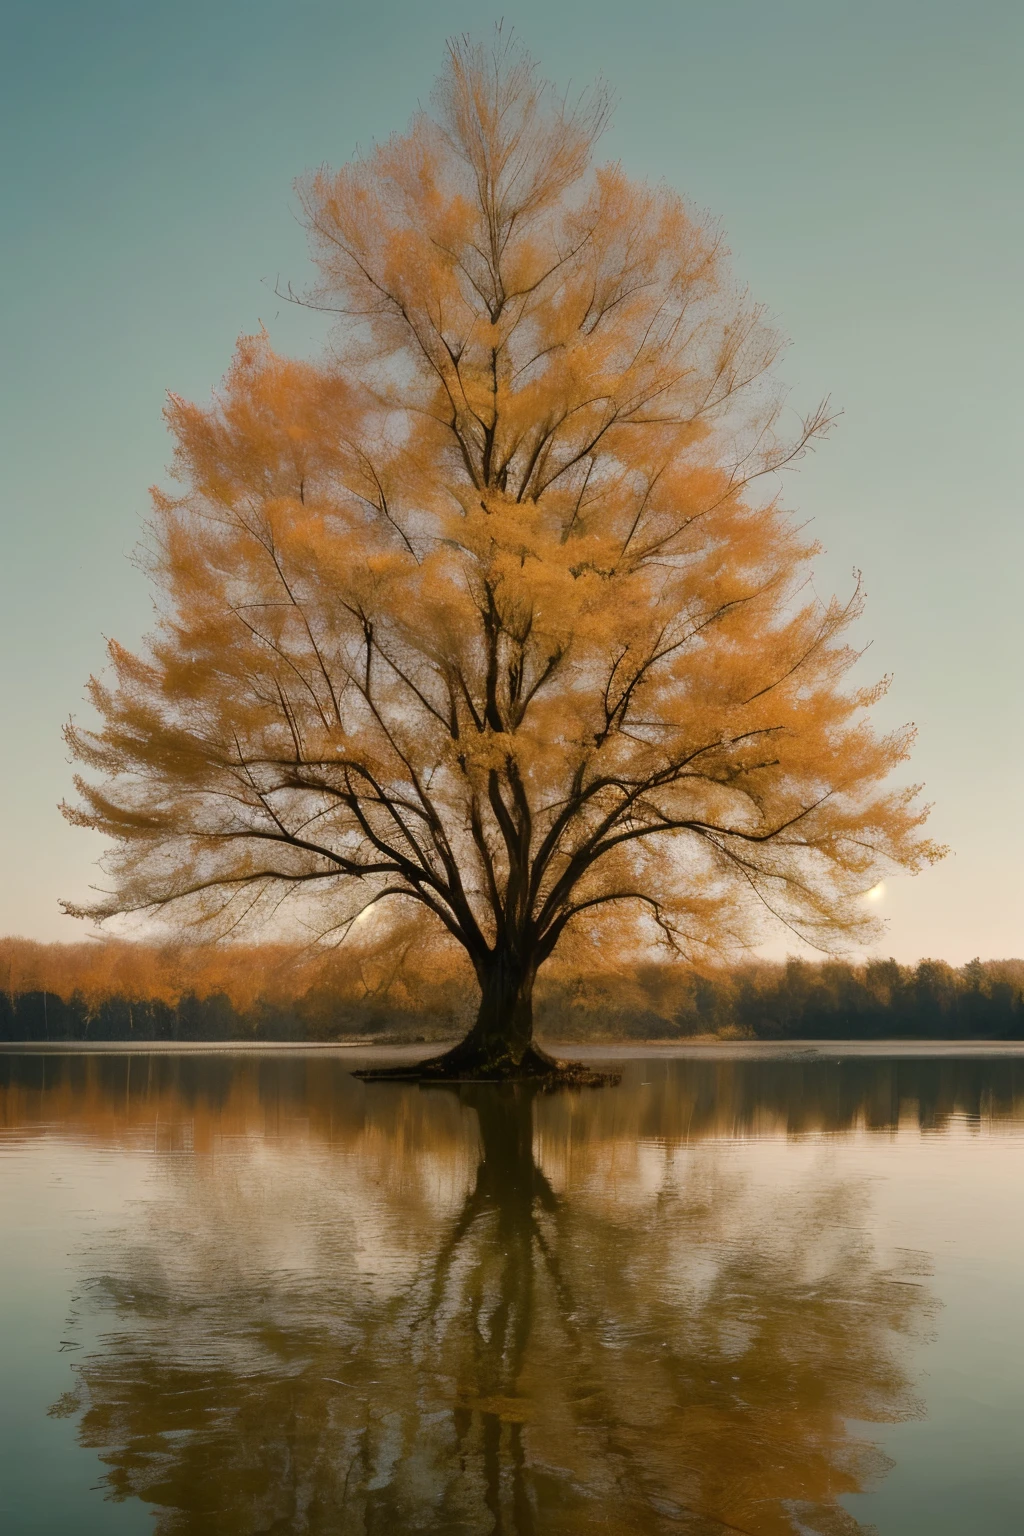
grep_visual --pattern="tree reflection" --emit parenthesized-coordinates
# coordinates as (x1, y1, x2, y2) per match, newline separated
(50, 1078, 934, 1536)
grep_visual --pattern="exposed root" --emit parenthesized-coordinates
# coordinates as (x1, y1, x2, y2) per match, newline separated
(353, 1041, 619, 1088)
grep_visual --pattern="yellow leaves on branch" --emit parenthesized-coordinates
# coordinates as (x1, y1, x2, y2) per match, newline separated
(63, 33, 942, 970)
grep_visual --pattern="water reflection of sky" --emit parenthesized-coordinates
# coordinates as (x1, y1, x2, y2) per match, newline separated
(1, 1050, 1023, 1535)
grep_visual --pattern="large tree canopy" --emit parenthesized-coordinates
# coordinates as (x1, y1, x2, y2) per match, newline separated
(64, 36, 941, 1076)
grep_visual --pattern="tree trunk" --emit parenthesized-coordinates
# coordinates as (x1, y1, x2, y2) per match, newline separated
(440, 950, 541, 1076)
(354, 948, 618, 1084)
(472, 953, 537, 1062)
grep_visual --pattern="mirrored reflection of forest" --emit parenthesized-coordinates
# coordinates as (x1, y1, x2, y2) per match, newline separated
(2, 1053, 991, 1534)
(3, 1051, 1023, 1144)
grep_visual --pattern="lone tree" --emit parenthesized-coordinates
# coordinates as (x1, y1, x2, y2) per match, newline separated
(64, 36, 941, 1079)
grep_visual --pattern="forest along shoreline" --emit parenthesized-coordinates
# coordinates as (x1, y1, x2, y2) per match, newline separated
(1, 939, 1021, 1045)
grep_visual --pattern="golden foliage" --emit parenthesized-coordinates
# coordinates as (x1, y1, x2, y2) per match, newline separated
(0, 926, 470, 1030)
(63, 36, 941, 1034)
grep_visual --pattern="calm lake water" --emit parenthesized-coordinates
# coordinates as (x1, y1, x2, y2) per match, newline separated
(2, 1046, 1023, 1535)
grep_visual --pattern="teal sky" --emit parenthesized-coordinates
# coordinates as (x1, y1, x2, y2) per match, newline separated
(1, 0, 1020, 960)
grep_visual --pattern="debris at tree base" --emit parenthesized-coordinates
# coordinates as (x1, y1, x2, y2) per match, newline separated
(353, 1043, 619, 1088)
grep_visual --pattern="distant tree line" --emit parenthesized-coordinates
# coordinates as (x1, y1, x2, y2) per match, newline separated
(0, 987, 413, 1045)
(673, 957, 1024, 1041)
(1, 937, 1021, 1043)
(0, 932, 469, 1044)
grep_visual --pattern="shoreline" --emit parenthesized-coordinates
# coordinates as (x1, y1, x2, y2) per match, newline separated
(3, 1038, 1024, 1059)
